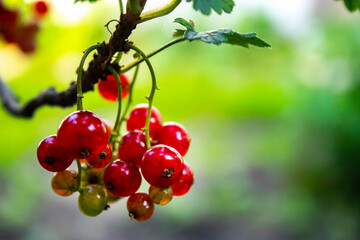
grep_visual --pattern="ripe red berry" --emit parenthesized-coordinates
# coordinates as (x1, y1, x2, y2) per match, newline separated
(51, 170, 78, 196)
(148, 186, 173, 205)
(127, 192, 154, 221)
(126, 103, 162, 139)
(171, 161, 194, 196)
(157, 122, 191, 156)
(37, 135, 73, 172)
(118, 130, 146, 167)
(103, 119, 113, 140)
(103, 160, 141, 197)
(57, 111, 108, 159)
(34, 1, 48, 16)
(98, 74, 130, 101)
(86, 145, 112, 169)
(141, 145, 184, 188)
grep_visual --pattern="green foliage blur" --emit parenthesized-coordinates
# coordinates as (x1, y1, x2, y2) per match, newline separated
(0, 0, 359, 239)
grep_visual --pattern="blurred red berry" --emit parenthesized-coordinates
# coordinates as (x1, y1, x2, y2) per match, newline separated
(98, 74, 130, 101)
(34, 1, 48, 16)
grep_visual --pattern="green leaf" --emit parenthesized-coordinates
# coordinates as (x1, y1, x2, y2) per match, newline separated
(174, 18, 195, 31)
(343, 0, 360, 11)
(174, 18, 271, 48)
(74, 0, 99, 3)
(225, 32, 271, 48)
(186, 0, 235, 15)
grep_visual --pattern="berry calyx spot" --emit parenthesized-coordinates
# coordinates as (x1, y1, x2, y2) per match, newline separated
(79, 149, 91, 158)
(44, 157, 55, 165)
(162, 168, 175, 178)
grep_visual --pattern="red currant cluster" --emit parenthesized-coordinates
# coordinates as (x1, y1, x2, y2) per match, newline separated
(0, 0, 48, 53)
(37, 74, 194, 221)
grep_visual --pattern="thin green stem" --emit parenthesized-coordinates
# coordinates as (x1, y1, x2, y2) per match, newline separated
(107, 65, 122, 150)
(113, 51, 123, 64)
(76, 159, 82, 192)
(76, 44, 102, 111)
(127, 0, 144, 14)
(75, 44, 101, 192)
(139, 0, 181, 23)
(119, 65, 140, 130)
(121, 37, 185, 74)
(119, 0, 124, 14)
(128, 44, 157, 149)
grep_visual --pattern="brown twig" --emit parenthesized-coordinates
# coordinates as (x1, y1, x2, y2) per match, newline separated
(0, 0, 147, 118)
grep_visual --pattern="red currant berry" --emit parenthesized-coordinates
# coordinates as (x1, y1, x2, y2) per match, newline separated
(118, 130, 146, 167)
(157, 122, 191, 156)
(86, 145, 112, 169)
(148, 186, 173, 205)
(37, 135, 73, 172)
(141, 145, 184, 188)
(78, 184, 108, 217)
(171, 161, 194, 196)
(98, 74, 130, 101)
(51, 170, 78, 196)
(127, 192, 154, 221)
(126, 103, 162, 139)
(103, 160, 141, 197)
(34, 1, 48, 16)
(103, 119, 113, 140)
(57, 111, 108, 159)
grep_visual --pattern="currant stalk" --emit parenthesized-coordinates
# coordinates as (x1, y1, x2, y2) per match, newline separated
(119, 0, 124, 14)
(119, 65, 139, 130)
(139, 0, 182, 23)
(75, 44, 101, 192)
(127, 0, 146, 15)
(128, 44, 157, 149)
(120, 38, 185, 74)
(107, 65, 123, 152)
(113, 51, 123, 65)
(76, 44, 102, 111)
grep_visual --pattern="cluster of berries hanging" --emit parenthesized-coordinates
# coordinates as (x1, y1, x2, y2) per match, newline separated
(0, 0, 48, 53)
(37, 73, 194, 221)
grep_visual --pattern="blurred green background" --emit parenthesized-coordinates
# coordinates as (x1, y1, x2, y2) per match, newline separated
(0, 0, 359, 239)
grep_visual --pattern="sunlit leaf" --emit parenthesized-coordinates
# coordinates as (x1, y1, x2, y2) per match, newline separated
(174, 18, 271, 48)
(186, 0, 235, 15)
